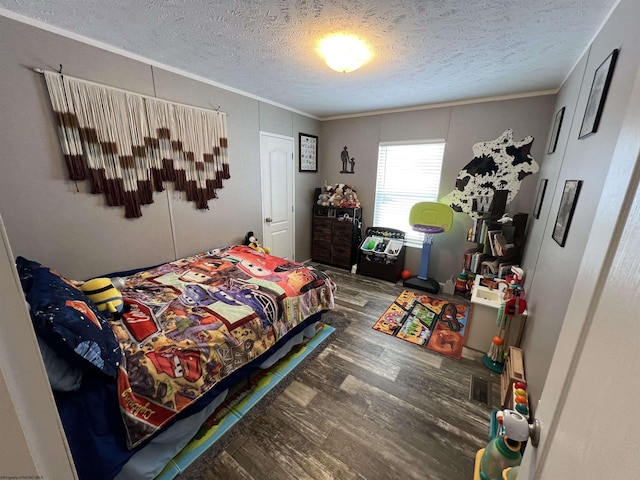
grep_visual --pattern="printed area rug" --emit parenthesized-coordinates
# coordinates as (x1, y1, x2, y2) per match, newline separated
(373, 290, 470, 360)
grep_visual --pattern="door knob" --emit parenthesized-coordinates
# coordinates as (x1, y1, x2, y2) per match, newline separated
(265, 217, 273, 223)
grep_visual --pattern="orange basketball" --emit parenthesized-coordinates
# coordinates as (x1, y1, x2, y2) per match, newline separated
(401, 269, 412, 280)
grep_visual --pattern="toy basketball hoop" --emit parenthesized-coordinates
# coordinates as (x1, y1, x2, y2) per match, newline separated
(404, 202, 454, 294)
(413, 224, 444, 245)
(412, 224, 445, 234)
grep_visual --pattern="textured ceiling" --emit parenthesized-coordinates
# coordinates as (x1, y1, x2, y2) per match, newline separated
(0, 0, 618, 118)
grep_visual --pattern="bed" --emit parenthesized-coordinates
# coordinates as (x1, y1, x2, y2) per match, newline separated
(16, 245, 335, 480)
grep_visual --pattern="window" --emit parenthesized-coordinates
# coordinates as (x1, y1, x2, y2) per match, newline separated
(373, 141, 446, 246)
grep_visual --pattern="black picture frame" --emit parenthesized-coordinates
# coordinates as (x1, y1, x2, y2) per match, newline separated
(533, 178, 548, 219)
(578, 49, 619, 139)
(547, 107, 565, 154)
(299, 133, 318, 172)
(552, 180, 583, 247)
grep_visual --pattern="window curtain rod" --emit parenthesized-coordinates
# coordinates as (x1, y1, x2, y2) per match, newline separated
(32, 67, 228, 116)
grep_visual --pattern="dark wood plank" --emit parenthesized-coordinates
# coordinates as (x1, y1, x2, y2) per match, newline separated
(181, 266, 500, 480)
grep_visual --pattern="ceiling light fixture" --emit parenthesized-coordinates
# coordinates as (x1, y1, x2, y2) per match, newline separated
(319, 35, 371, 73)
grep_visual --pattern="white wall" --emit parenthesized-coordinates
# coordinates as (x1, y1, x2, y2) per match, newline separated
(520, 0, 640, 408)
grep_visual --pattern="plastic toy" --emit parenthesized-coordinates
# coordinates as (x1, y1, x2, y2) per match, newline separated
(403, 202, 454, 294)
(482, 269, 527, 373)
(479, 434, 522, 480)
(401, 269, 412, 280)
(375, 239, 389, 253)
(503, 466, 519, 479)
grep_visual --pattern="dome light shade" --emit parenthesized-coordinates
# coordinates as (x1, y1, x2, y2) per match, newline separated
(319, 35, 371, 73)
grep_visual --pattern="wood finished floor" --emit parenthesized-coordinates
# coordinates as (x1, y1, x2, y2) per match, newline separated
(192, 265, 501, 480)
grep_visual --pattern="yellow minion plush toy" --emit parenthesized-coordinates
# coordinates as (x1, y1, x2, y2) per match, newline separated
(81, 278, 125, 318)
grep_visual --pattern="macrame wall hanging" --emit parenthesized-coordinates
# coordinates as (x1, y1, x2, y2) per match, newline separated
(41, 70, 230, 218)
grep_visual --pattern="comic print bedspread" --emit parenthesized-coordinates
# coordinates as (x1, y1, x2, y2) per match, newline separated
(110, 245, 335, 448)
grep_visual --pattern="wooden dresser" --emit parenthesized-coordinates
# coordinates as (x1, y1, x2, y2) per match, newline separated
(311, 207, 362, 269)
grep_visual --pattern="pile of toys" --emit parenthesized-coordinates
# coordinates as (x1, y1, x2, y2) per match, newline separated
(360, 235, 403, 264)
(316, 182, 360, 208)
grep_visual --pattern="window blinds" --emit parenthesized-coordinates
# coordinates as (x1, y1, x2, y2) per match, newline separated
(373, 141, 445, 245)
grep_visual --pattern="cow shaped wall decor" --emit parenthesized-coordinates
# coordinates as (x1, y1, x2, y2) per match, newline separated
(440, 129, 538, 219)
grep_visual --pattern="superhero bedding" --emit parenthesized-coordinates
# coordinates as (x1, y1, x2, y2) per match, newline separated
(17, 245, 335, 480)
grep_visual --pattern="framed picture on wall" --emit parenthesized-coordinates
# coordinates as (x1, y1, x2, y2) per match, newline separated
(547, 107, 565, 154)
(533, 178, 548, 219)
(552, 180, 583, 247)
(299, 133, 318, 172)
(578, 49, 619, 139)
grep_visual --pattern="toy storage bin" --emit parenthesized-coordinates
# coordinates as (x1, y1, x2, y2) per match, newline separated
(358, 227, 406, 282)
(373, 238, 391, 258)
(360, 236, 380, 265)
(384, 239, 403, 259)
(360, 236, 381, 254)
